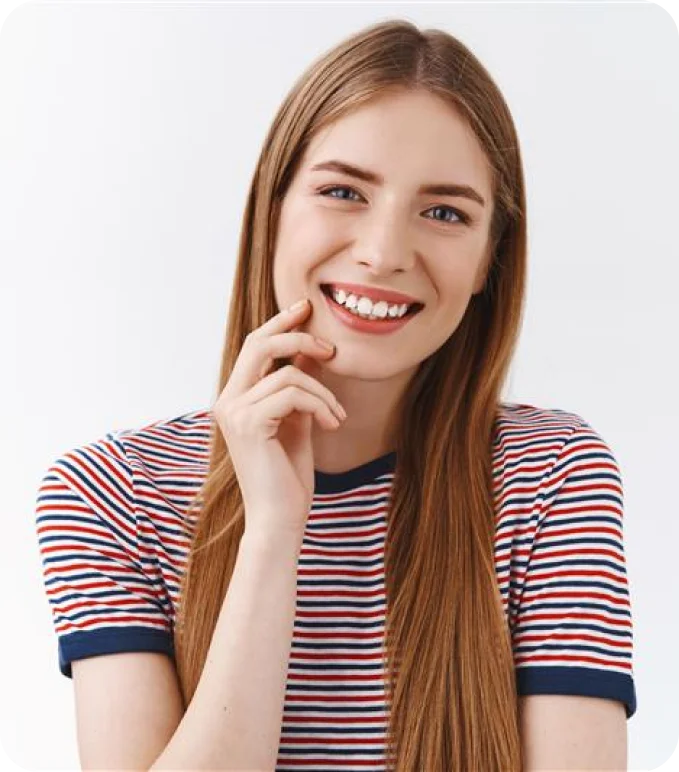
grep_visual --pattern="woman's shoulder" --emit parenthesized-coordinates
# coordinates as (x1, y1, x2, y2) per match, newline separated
(39, 407, 214, 527)
(493, 400, 622, 492)
(112, 406, 214, 464)
(494, 400, 605, 450)
(496, 400, 591, 432)
(493, 400, 619, 485)
(108, 407, 214, 513)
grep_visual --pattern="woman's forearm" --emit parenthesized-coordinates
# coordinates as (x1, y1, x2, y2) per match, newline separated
(150, 529, 301, 771)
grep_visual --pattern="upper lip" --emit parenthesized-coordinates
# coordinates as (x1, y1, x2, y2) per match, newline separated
(321, 282, 424, 307)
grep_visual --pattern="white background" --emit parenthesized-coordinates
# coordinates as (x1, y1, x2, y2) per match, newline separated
(1, 1, 678, 769)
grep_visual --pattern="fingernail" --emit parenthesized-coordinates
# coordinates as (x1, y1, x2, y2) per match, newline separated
(314, 337, 334, 351)
(288, 297, 309, 313)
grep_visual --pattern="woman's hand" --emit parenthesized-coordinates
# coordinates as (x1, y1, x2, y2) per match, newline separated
(212, 297, 346, 542)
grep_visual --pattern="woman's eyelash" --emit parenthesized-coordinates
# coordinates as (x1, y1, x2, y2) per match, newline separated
(317, 184, 471, 225)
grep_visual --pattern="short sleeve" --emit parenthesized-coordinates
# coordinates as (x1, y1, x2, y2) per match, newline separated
(511, 420, 637, 719)
(34, 433, 175, 678)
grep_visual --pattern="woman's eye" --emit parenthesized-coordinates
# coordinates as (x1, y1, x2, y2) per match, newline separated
(317, 185, 469, 226)
(427, 205, 468, 225)
(319, 185, 362, 202)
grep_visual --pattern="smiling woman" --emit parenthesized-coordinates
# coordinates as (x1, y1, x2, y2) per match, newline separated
(34, 16, 636, 772)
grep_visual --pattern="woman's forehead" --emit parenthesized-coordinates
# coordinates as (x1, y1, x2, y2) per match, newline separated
(299, 93, 492, 202)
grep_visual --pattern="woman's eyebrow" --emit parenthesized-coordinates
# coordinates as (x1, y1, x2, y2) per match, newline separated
(309, 159, 486, 208)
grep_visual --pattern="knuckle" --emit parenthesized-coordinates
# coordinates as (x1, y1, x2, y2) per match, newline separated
(247, 331, 265, 350)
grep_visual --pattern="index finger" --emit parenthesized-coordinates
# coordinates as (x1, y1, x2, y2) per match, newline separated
(227, 297, 315, 390)
(251, 297, 311, 339)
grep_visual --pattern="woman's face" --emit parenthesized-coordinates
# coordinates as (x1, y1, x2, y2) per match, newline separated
(272, 88, 494, 381)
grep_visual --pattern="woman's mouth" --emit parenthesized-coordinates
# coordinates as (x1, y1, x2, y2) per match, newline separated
(319, 284, 424, 335)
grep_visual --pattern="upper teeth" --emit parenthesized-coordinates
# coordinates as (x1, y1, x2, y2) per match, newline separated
(330, 286, 412, 319)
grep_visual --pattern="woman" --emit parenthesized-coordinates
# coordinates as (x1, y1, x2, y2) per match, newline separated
(35, 18, 636, 771)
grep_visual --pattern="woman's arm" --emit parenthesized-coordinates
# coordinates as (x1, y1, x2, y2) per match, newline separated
(150, 529, 301, 771)
(519, 694, 628, 770)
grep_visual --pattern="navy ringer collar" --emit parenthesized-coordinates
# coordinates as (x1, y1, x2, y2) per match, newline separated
(314, 451, 397, 494)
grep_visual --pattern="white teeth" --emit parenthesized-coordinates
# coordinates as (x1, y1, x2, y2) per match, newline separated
(330, 287, 411, 320)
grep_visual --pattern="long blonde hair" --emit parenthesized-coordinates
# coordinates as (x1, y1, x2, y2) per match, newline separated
(174, 19, 527, 770)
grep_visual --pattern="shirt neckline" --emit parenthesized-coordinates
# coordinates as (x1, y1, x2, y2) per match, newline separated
(314, 451, 397, 494)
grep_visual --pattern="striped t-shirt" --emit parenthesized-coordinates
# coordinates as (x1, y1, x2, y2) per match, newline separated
(35, 402, 637, 770)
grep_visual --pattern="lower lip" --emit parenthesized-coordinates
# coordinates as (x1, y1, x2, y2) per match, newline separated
(320, 288, 422, 335)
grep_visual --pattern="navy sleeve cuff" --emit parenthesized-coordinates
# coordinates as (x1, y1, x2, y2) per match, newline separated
(516, 665, 637, 719)
(58, 625, 175, 679)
